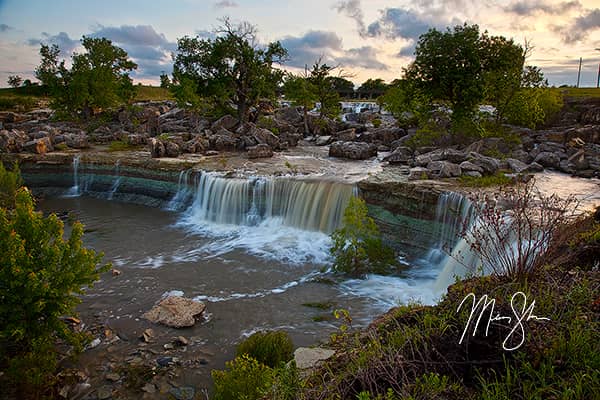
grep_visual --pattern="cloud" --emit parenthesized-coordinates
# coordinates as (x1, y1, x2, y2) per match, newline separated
(89, 24, 177, 78)
(336, 46, 388, 70)
(27, 31, 80, 54)
(555, 8, 600, 43)
(214, 0, 238, 8)
(0, 23, 14, 32)
(280, 30, 387, 71)
(504, 0, 580, 16)
(333, 0, 365, 34)
(280, 30, 342, 67)
(366, 8, 431, 41)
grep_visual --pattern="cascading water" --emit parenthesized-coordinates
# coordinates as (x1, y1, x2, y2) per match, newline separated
(166, 170, 195, 211)
(107, 160, 121, 200)
(65, 155, 81, 197)
(176, 172, 355, 264)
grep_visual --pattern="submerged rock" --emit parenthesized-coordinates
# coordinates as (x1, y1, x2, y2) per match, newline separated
(142, 296, 206, 328)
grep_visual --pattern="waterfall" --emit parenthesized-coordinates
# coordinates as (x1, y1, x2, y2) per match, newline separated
(107, 160, 121, 200)
(65, 155, 81, 197)
(166, 170, 195, 211)
(184, 173, 354, 233)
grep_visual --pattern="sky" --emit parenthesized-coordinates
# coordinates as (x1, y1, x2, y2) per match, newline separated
(0, 0, 599, 88)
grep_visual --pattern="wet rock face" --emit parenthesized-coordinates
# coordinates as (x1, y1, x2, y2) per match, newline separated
(142, 296, 206, 328)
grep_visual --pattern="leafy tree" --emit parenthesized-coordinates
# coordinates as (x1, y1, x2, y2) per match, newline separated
(407, 24, 484, 123)
(307, 60, 342, 120)
(172, 18, 287, 124)
(357, 78, 387, 99)
(330, 197, 397, 276)
(35, 37, 137, 119)
(283, 73, 317, 134)
(378, 79, 431, 127)
(159, 71, 170, 89)
(328, 76, 355, 98)
(0, 187, 108, 395)
(7, 75, 23, 88)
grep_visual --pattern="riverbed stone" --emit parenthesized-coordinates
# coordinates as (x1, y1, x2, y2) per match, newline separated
(315, 135, 332, 146)
(385, 146, 412, 164)
(506, 158, 528, 173)
(211, 114, 238, 131)
(408, 166, 431, 181)
(534, 151, 560, 169)
(24, 137, 52, 154)
(294, 347, 335, 369)
(169, 386, 195, 400)
(427, 160, 461, 178)
(142, 296, 206, 328)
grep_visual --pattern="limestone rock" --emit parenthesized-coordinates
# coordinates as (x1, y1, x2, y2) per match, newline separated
(329, 141, 377, 160)
(385, 146, 412, 164)
(149, 138, 165, 158)
(468, 152, 500, 175)
(24, 137, 52, 154)
(294, 347, 335, 369)
(408, 166, 431, 181)
(534, 151, 560, 169)
(315, 135, 332, 146)
(427, 160, 461, 178)
(209, 128, 239, 151)
(505, 158, 529, 173)
(251, 126, 280, 149)
(211, 114, 238, 131)
(143, 296, 206, 328)
(247, 144, 273, 159)
(459, 160, 484, 174)
(335, 128, 356, 142)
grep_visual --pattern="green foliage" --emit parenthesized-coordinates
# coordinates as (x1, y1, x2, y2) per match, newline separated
(404, 122, 445, 151)
(458, 172, 512, 187)
(159, 72, 170, 89)
(0, 162, 23, 209)
(0, 188, 109, 395)
(257, 115, 279, 134)
(270, 362, 302, 400)
(308, 60, 342, 120)
(378, 80, 431, 127)
(357, 78, 388, 98)
(36, 37, 137, 119)
(372, 118, 382, 128)
(0, 95, 38, 111)
(236, 330, 294, 368)
(212, 354, 275, 400)
(108, 139, 138, 152)
(7, 75, 23, 88)
(330, 197, 398, 276)
(172, 18, 287, 123)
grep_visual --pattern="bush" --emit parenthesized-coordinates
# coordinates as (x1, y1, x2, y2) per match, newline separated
(0, 162, 23, 209)
(0, 188, 108, 396)
(236, 330, 294, 368)
(330, 197, 398, 276)
(212, 354, 275, 400)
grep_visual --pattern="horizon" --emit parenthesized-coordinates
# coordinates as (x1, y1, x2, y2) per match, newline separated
(1, 0, 599, 88)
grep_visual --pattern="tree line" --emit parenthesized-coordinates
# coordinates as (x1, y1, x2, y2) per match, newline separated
(30, 19, 561, 134)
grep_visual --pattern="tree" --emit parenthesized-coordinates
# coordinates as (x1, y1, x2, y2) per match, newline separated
(283, 72, 317, 134)
(307, 60, 342, 120)
(36, 37, 137, 119)
(159, 71, 170, 89)
(357, 78, 387, 99)
(328, 76, 355, 98)
(172, 18, 287, 124)
(7, 75, 22, 88)
(0, 186, 108, 395)
(330, 197, 398, 276)
(378, 79, 430, 127)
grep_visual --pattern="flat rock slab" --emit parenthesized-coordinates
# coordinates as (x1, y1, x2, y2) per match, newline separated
(142, 296, 206, 328)
(294, 347, 335, 369)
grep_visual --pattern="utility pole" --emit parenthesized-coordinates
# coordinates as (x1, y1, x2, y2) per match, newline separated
(596, 49, 600, 88)
(576, 57, 582, 88)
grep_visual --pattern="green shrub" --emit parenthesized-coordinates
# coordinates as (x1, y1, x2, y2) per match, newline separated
(372, 118, 382, 128)
(0, 162, 23, 209)
(330, 197, 398, 276)
(0, 188, 109, 396)
(211, 354, 275, 400)
(257, 115, 280, 134)
(108, 139, 137, 152)
(236, 330, 294, 368)
(0, 96, 37, 111)
(458, 172, 512, 187)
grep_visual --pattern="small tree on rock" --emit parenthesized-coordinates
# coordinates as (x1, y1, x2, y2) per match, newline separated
(330, 197, 398, 276)
(7, 75, 23, 88)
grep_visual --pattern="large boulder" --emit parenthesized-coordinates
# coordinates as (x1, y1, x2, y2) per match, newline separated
(335, 128, 356, 142)
(24, 137, 52, 154)
(468, 152, 500, 175)
(182, 137, 209, 154)
(251, 126, 280, 149)
(0, 129, 28, 152)
(533, 151, 560, 169)
(278, 131, 302, 147)
(209, 128, 239, 151)
(427, 160, 462, 178)
(65, 134, 90, 149)
(385, 146, 413, 164)
(275, 106, 303, 125)
(408, 166, 431, 180)
(294, 347, 335, 370)
(505, 158, 529, 173)
(315, 135, 332, 146)
(329, 141, 378, 160)
(247, 143, 274, 159)
(164, 141, 181, 158)
(149, 138, 165, 158)
(459, 160, 484, 174)
(143, 296, 206, 328)
(211, 114, 238, 131)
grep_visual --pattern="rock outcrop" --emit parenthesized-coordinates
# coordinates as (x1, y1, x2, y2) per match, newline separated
(142, 296, 206, 328)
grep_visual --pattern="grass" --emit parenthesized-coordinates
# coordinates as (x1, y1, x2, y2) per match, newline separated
(302, 302, 334, 310)
(134, 85, 172, 101)
(458, 172, 513, 187)
(555, 87, 600, 99)
(107, 140, 140, 152)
